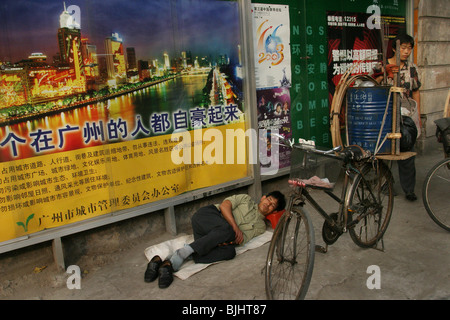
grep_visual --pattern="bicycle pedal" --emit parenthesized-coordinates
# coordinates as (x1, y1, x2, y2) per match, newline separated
(315, 244, 328, 254)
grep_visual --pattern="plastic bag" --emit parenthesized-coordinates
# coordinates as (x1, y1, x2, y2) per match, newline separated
(400, 115, 417, 152)
(435, 117, 450, 156)
(401, 98, 420, 138)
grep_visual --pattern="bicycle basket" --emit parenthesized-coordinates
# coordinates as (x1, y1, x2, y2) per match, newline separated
(289, 145, 342, 190)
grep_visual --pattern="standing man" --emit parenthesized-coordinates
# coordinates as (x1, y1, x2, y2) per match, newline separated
(372, 33, 421, 201)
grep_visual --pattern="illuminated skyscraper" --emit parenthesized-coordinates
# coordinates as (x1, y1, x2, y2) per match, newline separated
(104, 33, 126, 85)
(137, 60, 151, 81)
(59, 2, 80, 30)
(181, 51, 187, 69)
(194, 57, 199, 69)
(163, 52, 170, 70)
(126, 47, 137, 71)
(55, 3, 85, 93)
(57, 3, 82, 69)
(81, 38, 99, 78)
(126, 47, 138, 83)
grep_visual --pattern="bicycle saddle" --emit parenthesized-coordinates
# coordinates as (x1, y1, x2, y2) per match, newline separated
(341, 145, 370, 163)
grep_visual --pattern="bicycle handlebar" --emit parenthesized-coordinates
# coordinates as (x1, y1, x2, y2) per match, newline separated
(293, 143, 370, 163)
(312, 145, 343, 155)
(271, 133, 370, 162)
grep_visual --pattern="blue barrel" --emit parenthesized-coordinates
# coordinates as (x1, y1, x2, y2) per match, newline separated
(347, 86, 392, 154)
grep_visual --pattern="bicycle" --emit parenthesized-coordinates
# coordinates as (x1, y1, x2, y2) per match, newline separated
(265, 141, 394, 300)
(422, 117, 450, 232)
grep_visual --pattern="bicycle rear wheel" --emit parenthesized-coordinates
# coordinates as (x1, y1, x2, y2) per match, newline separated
(348, 161, 394, 248)
(265, 207, 315, 300)
(422, 158, 450, 231)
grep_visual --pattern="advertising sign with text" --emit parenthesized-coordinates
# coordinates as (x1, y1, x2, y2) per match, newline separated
(0, 0, 247, 242)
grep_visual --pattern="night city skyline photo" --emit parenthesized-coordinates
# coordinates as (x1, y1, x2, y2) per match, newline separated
(0, 0, 241, 65)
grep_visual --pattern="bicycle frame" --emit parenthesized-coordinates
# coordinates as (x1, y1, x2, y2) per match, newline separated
(288, 156, 381, 236)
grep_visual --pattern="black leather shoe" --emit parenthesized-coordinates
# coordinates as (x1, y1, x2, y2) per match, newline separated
(406, 192, 417, 201)
(158, 260, 174, 289)
(144, 255, 162, 283)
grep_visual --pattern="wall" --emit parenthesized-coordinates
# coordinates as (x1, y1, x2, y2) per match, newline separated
(416, 0, 450, 152)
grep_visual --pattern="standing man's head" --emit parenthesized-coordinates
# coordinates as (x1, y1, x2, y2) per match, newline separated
(391, 33, 415, 61)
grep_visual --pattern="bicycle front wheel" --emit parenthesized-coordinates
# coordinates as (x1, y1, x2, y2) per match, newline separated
(348, 161, 394, 248)
(422, 157, 450, 231)
(265, 207, 315, 300)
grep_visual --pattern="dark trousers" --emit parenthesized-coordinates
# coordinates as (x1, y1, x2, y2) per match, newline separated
(189, 205, 236, 264)
(398, 155, 416, 194)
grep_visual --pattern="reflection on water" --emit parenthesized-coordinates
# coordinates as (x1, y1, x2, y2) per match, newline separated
(0, 75, 208, 162)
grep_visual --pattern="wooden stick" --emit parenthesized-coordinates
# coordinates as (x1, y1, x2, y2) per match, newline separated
(444, 88, 450, 118)
(391, 47, 398, 154)
(380, 21, 388, 85)
(393, 40, 401, 155)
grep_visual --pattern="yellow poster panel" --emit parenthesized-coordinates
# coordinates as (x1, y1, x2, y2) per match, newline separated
(0, 122, 248, 243)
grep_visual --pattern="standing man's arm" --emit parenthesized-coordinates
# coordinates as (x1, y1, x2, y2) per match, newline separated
(411, 62, 422, 129)
(412, 89, 421, 128)
(219, 200, 244, 244)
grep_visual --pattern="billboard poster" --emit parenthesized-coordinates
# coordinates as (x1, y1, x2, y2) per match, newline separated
(251, 3, 291, 174)
(256, 87, 291, 174)
(326, 10, 406, 124)
(251, 4, 291, 90)
(0, 0, 247, 243)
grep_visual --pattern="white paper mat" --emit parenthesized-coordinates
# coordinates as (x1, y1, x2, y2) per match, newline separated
(144, 230, 273, 280)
